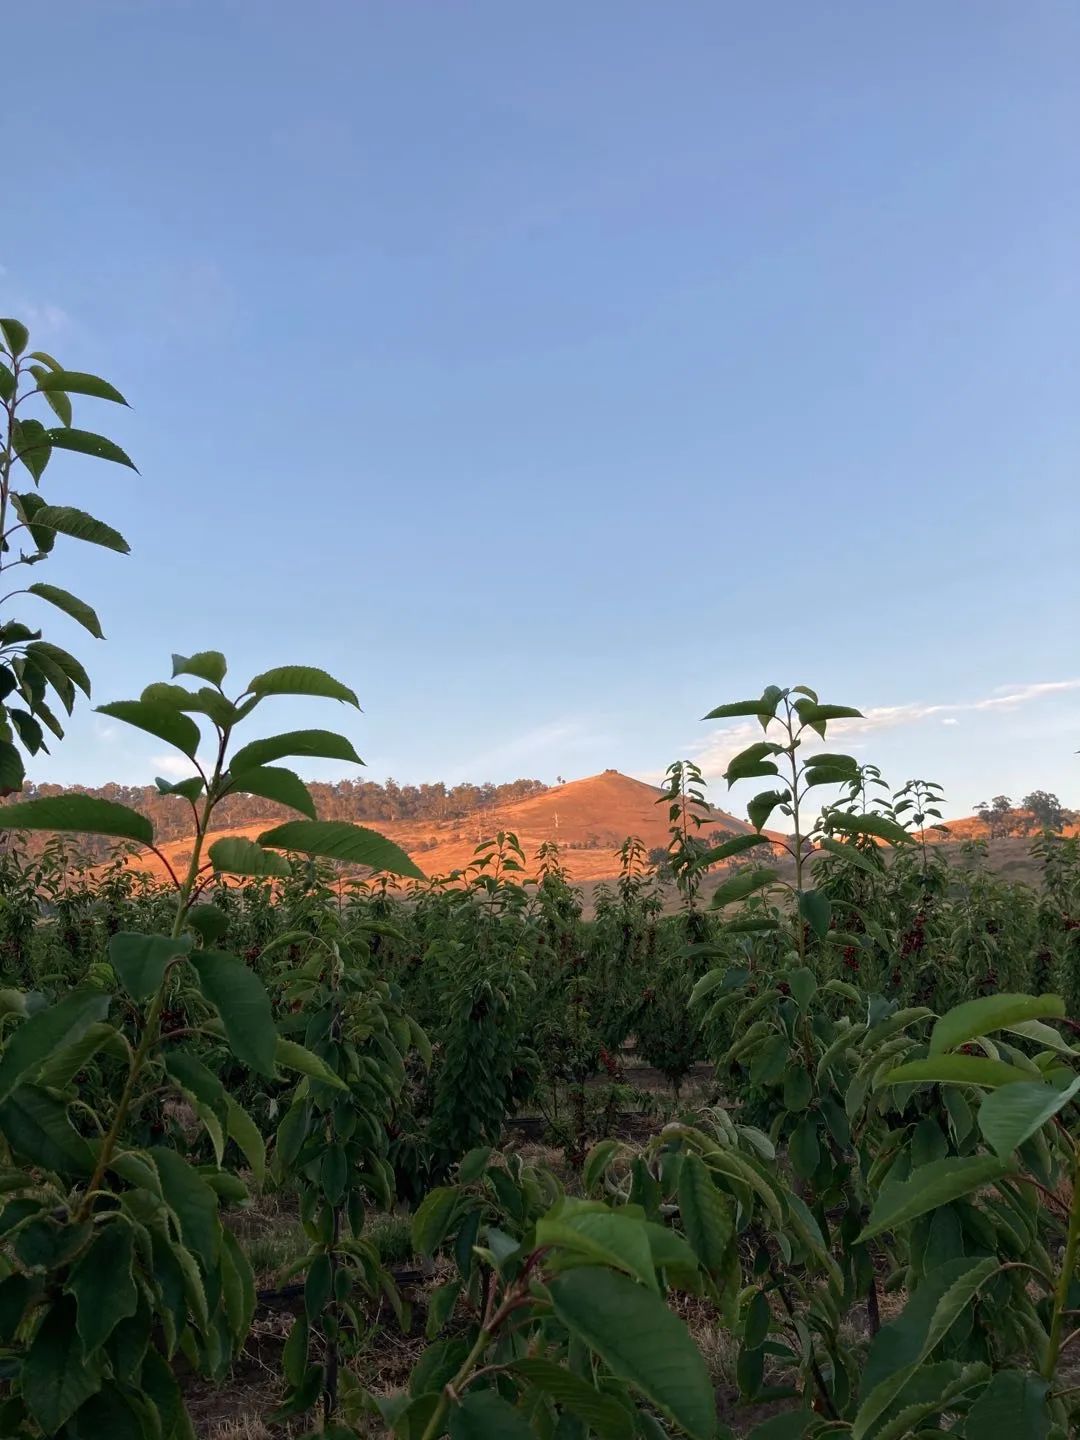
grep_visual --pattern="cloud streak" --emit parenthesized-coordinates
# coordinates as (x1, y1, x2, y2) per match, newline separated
(692, 679, 1080, 779)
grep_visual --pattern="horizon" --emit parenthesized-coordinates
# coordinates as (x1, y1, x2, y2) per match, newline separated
(2, 2, 1077, 814)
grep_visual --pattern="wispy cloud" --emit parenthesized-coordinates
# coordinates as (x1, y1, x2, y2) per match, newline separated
(692, 679, 1080, 779)
(447, 718, 604, 784)
(151, 754, 200, 780)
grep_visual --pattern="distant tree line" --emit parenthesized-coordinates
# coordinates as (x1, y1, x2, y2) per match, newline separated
(974, 791, 1075, 839)
(0, 776, 550, 857)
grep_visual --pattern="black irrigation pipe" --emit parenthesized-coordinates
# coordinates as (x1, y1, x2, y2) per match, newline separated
(255, 1264, 430, 1308)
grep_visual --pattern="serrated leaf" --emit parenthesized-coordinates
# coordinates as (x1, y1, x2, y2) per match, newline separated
(245, 664, 359, 708)
(853, 1257, 999, 1439)
(46, 426, 137, 469)
(548, 1267, 715, 1440)
(68, 1222, 138, 1353)
(537, 1210, 659, 1292)
(929, 994, 1066, 1057)
(27, 505, 130, 552)
(747, 789, 790, 832)
(880, 1056, 1035, 1090)
(710, 867, 779, 908)
(208, 836, 292, 879)
(258, 819, 423, 879)
(411, 1187, 460, 1257)
(448, 1388, 533, 1439)
(964, 1369, 1050, 1439)
(816, 835, 882, 875)
(229, 728, 363, 772)
(188, 951, 277, 1077)
(859, 1156, 1008, 1241)
(149, 1147, 220, 1270)
(274, 1037, 347, 1089)
(700, 834, 774, 864)
(23, 1294, 103, 1433)
(26, 584, 104, 639)
(34, 370, 128, 405)
(109, 932, 192, 1000)
(703, 699, 775, 720)
(978, 1076, 1080, 1158)
(96, 700, 201, 760)
(0, 794, 152, 843)
(0, 1084, 94, 1175)
(0, 319, 29, 356)
(0, 988, 109, 1102)
(797, 888, 831, 939)
(226, 1097, 266, 1187)
(509, 1356, 628, 1439)
(171, 651, 227, 686)
(226, 764, 316, 818)
(678, 1153, 733, 1276)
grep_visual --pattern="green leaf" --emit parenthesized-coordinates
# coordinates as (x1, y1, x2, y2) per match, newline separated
(23, 1295, 104, 1433)
(156, 774, 204, 801)
(796, 702, 863, 726)
(509, 1356, 628, 1440)
(26, 584, 104, 639)
(11, 418, 52, 479)
(0, 319, 30, 357)
(0, 793, 152, 844)
(226, 1098, 266, 1187)
(229, 728, 363, 772)
(46, 426, 137, 470)
(789, 1117, 819, 1179)
(208, 836, 292, 879)
(582, 1140, 619, 1192)
(0, 1083, 94, 1174)
(747, 789, 790, 832)
(149, 1147, 220, 1270)
(827, 810, 911, 846)
(816, 835, 882, 875)
(880, 1056, 1036, 1090)
(258, 819, 423, 879)
(274, 1037, 347, 1088)
(25, 640, 90, 698)
(109, 932, 191, 1000)
(68, 1222, 138, 1353)
(171, 651, 227, 686)
(448, 1389, 533, 1439)
(964, 1370, 1050, 1440)
(537, 1210, 659, 1292)
(188, 951, 277, 1077)
(411, 1187, 461, 1257)
(723, 742, 782, 784)
(678, 1153, 733, 1276)
(797, 889, 831, 939)
(859, 1156, 1008, 1241)
(929, 993, 1066, 1057)
(0, 741, 25, 792)
(34, 370, 128, 405)
(700, 834, 774, 864)
(548, 1267, 716, 1440)
(245, 664, 360, 708)
(226, 765, 316, 818)
(0, 988, 109, 1102)
(978, 1077, 1080, 1158)
(853, 1257, 1000, 1439)
(703, 699, 775, 720)
(38, 1022, 127, 1091)
(96, 700, 201, 760)
(27, 505, 131, 552)
(710, 867, 779, 908)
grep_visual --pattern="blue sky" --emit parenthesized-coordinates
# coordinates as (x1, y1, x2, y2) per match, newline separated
(2, 1, 1078, 817)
